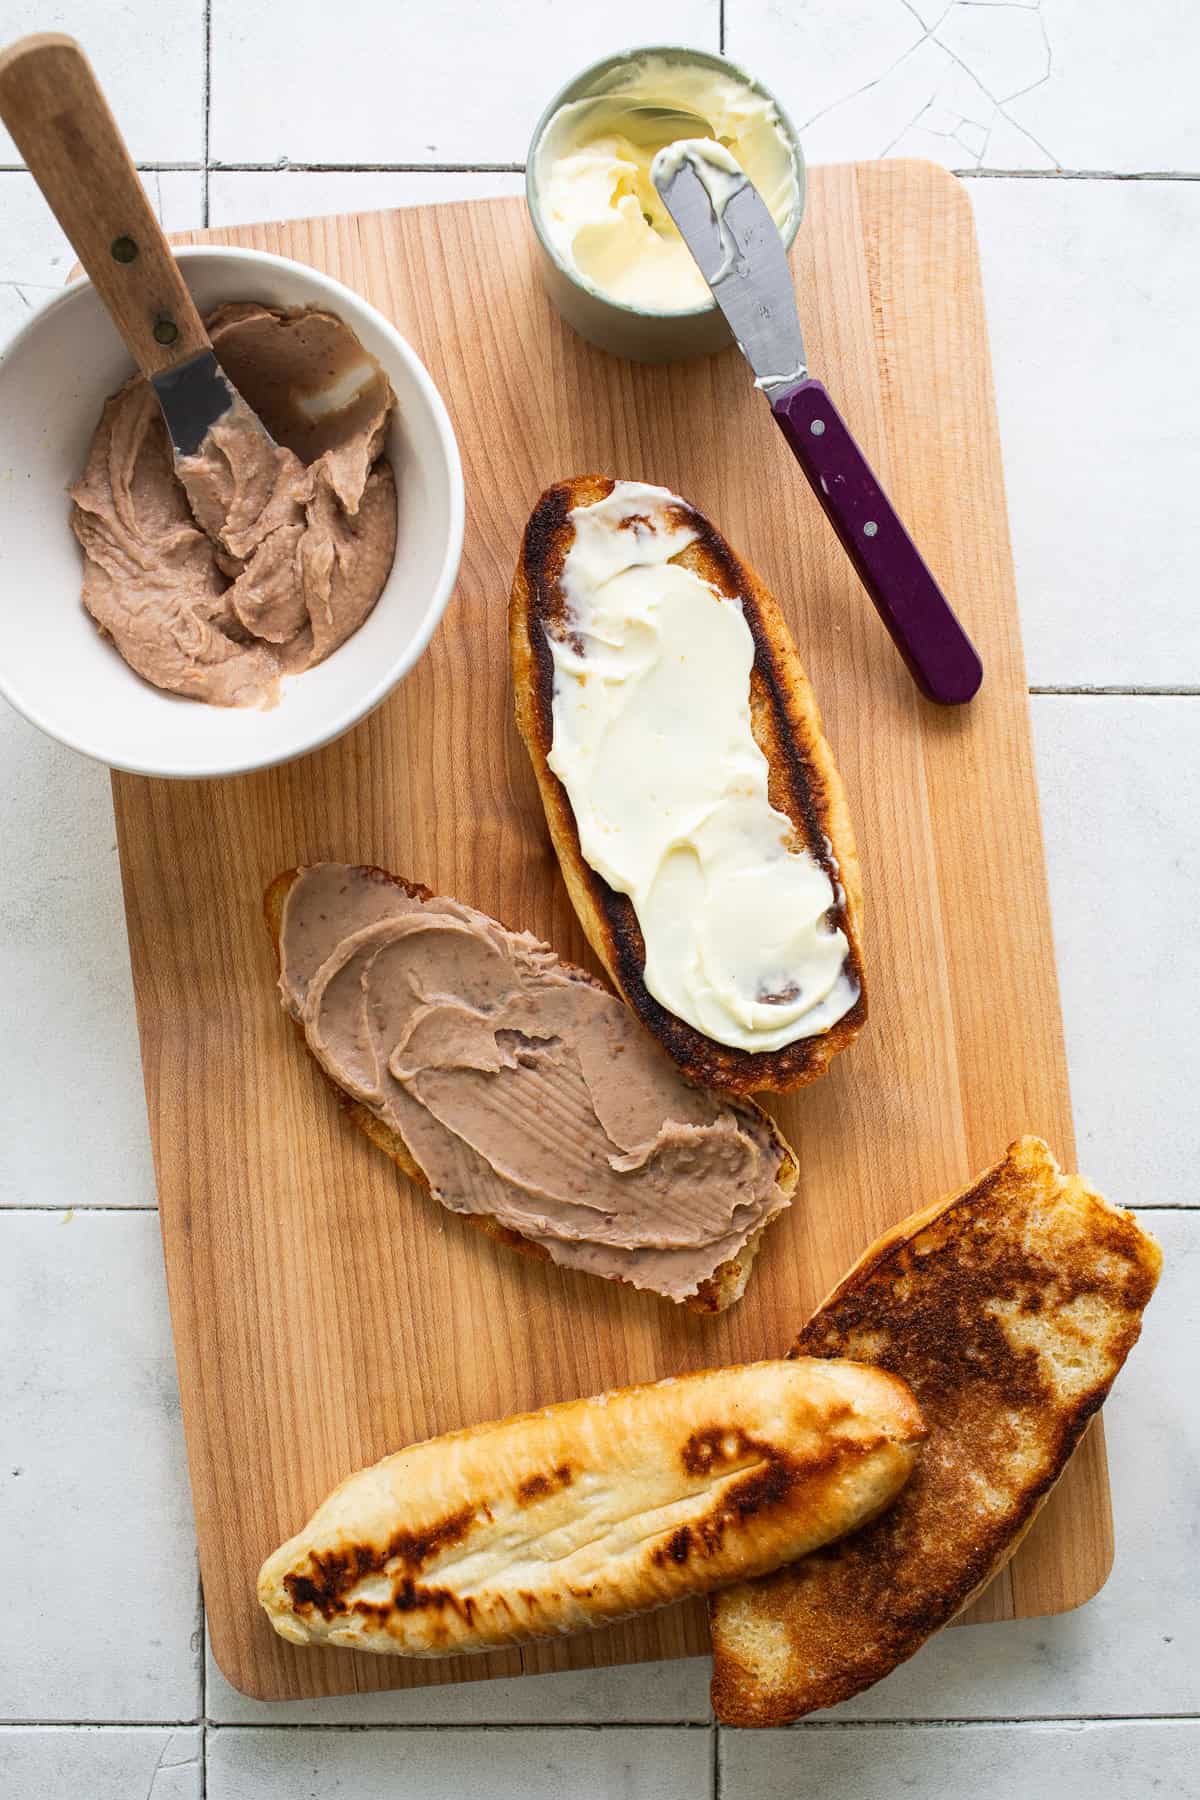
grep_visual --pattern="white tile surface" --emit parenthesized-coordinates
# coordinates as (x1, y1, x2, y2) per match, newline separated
(0, 1214, 199, 1720)
(207, 1644, 711, 1725)
(729, 0, 1056, 169)
(0, 5, 204, 165)
(731, 0, 1199, 172)
(1034, 700, 1199, 1211)
(0, 1728, 202, 1800)
(971, 180, 1200, 688)
(0, 709, 153, 1209)
(208, 169, 525, 231)
(0, 169, 204, 351)
(206, 1726, 713, 1799)
(722, 1721, 1200, 1799)
(821, 1211, 1199, 1719)
(208, 0, 717, 166)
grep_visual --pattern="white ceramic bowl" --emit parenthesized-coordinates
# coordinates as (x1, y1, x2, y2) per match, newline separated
(0, 246, 464, 778)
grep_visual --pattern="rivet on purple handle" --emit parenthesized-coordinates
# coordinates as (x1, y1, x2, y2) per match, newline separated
(770, 377, 983, 705)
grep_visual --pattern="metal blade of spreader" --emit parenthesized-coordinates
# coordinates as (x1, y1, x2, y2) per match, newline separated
(654, 156, 807, 396)
(152, 350, 265, 459)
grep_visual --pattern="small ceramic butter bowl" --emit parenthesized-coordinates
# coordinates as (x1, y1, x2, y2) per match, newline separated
(0, 245, 464, 780)
(526, 44, 804, 364)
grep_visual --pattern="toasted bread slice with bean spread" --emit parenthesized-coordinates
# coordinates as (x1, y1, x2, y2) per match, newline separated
(264, 865, 798, 1313)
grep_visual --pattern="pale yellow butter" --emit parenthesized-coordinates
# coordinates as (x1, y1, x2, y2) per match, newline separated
(547, 482, 857, 1054)
(533, 55, 797, 314)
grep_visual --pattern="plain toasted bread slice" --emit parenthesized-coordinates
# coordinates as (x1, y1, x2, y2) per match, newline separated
(264, 866, 798, 1313)
(259, 1358, 925, 1658)
(509, 476, 866, 1096)
(709, 1136, 1162, 1725)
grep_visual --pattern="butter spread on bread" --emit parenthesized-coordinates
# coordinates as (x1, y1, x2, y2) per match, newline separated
(258, 1358, 925, 1657)
(709, 1138, 1162, 1725)
(511, 476, 866, 1095)
(274, 863, 797, 1305)
(546, 481, 858, 1053)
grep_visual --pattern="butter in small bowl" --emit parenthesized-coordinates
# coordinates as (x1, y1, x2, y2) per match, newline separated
(527, 47, 803, 363)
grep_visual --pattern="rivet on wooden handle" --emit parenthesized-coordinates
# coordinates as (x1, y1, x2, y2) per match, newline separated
(0, 32, 210, 376)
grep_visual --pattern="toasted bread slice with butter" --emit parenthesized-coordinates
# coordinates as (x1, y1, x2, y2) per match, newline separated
(259, 1357, 925, 1658)
(709, 1137, 1162, 1725)
(510, 476, 866, 1096)
(265, 864, 798, 1313)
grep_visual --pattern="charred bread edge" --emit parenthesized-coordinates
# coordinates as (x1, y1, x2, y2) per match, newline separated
(709, 1138, 1163, 1724)
(511, 476, 866, 1096)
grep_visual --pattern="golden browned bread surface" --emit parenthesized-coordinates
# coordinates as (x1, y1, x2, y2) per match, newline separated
(258, 1358, 925, 1657)
(264, 866, 797, 1313)
(509, 475, 866, 1096)
(709, 1137, 1162, 1725)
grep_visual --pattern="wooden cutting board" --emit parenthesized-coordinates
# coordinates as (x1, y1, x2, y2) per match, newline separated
(113, 161, 1109, 1702)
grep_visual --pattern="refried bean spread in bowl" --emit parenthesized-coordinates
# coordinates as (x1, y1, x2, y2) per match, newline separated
(70, 302, 398, 707)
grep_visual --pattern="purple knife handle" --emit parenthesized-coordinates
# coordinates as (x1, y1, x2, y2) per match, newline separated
(771, 377, 982, 705)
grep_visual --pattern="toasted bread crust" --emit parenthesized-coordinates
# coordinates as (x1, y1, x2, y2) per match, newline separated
(509, 476, 867, 1096)
(263, 866, 798, 1312)
(709, 1137, 1162, 1724)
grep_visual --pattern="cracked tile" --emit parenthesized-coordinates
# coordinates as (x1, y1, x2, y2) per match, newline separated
(730, 16, 1054, 172)
(0, 1729, 202, 1800)
(937, 0, 1051, 104)
(953, 118, 990, 155)
(730, 0, 927, 149)
(797, 34, 961, 164)
(734, 0, 1196, 170)
(981, 105, 1056, 165)
(888, 46, 1056, 165)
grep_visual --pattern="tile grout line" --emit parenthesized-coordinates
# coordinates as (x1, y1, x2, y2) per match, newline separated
(959, 168, 1200, 181)
(202, 0, 212, 227)
(199, 1586, 208, 1798)
(1, 1204, 159, 1213)
(4, 161, 1196, 179)
(712, 1717, 721, 1797)
(3, 1713, 1199, 1732)
(209, 160, 526, 174)
(1030, 686, 1200, 696)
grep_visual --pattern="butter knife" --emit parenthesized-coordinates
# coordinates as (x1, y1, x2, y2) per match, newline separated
(653, 145, 982, 706)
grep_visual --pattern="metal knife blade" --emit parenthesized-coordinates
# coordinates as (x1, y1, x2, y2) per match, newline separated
(152, 350, 271, 460)
(652, 145, 983, 705)
(652, 150, 806, 395)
